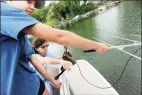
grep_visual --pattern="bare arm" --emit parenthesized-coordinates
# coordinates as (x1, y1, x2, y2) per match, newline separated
(30, 54, 55, 83)
(24, 23, 108, 53)
(34, 54, 72, 70)
(30, 54, 62, 88)
(42, 57, 68, 65)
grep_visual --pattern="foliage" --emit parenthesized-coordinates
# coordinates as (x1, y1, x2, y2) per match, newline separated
(32, 1, 98, 26)
(29, 36, 35, 43)
(79, 2, 97, 14)
(31, 7, 49, 23)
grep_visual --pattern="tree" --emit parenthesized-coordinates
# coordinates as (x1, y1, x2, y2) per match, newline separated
(83, 0, 87, 5)
(32, 7, 49, 22)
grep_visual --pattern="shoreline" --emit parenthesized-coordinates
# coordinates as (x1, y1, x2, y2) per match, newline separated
(55, 1, 123, 29)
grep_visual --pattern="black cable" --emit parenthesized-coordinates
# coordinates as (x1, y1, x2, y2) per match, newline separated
(76, 47, 141, 89)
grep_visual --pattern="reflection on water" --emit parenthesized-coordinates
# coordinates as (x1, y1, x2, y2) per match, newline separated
(49, 1, 141, 95)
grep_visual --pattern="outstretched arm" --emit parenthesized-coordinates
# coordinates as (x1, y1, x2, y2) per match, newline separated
(24, 23, 108, 53)
(43, 57, 72, 71)
(41, 56, 69, 64)
(35, 54, 72, 70)
(30, 54, 62, 88)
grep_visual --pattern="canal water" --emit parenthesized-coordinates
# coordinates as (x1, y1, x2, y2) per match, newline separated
(49, 1, 141, 95)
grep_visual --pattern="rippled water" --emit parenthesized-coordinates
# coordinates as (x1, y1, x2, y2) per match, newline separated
(49, 1, 141, 95)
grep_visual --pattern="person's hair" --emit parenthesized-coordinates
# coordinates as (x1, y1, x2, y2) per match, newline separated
(32, 38, 47, 48)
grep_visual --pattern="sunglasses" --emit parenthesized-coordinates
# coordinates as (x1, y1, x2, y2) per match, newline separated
(40, 44, 49, 49)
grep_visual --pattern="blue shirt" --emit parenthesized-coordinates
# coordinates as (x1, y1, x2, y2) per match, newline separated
(1, 2, 40, 95)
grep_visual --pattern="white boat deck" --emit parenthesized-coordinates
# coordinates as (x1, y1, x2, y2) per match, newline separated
(61, 60, 119, 95)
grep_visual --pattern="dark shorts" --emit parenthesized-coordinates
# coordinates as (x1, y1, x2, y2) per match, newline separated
(38, 79, 45, 95)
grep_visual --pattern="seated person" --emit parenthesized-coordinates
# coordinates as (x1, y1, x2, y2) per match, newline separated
(31, 38, 72, 95)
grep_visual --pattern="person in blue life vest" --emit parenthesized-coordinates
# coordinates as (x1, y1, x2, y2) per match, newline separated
(1, 0, 109, 95)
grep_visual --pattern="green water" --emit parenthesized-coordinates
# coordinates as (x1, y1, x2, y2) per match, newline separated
(49, 1, 141, 95)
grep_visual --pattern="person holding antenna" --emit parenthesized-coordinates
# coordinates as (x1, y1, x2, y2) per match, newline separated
(1, 0, 109, 95)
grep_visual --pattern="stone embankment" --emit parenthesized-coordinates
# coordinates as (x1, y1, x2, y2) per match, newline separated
(56, 1, 122, 28)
